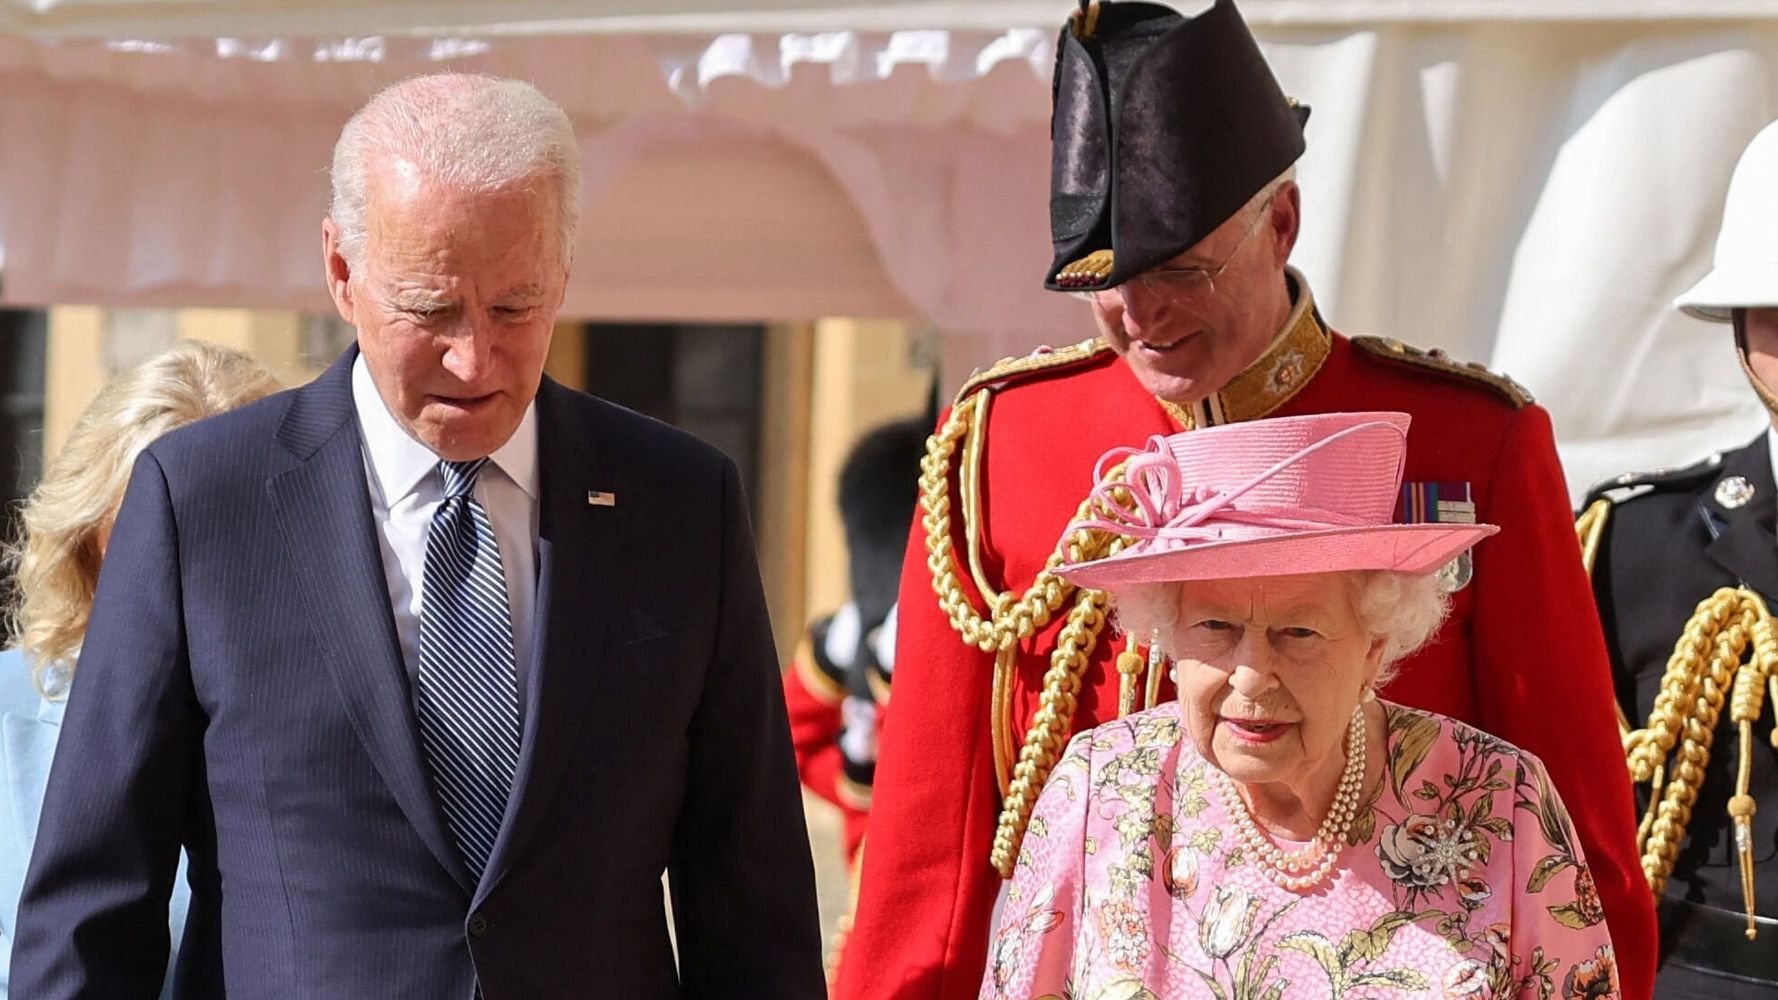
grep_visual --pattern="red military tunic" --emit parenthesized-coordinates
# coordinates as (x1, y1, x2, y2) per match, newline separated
(835, 280, 1656, 1000)
(783, 616, 871, 862)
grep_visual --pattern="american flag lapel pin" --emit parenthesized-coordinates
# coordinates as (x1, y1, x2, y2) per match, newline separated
(587, 490, 617, 508)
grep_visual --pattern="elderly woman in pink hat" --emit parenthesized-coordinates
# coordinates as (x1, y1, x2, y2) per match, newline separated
(982, 413, 1620, 1000)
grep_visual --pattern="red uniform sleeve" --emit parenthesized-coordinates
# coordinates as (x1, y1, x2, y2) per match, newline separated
(783, 649, 846, 810)
(783, 638, 873, 862)
(1468, 404, 1656, 1000)
(833, 503, 1004, 1000)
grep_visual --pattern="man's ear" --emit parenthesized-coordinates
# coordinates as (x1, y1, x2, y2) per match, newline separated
(1266, 181, 1302, 268)
(322, 218, 357, 324)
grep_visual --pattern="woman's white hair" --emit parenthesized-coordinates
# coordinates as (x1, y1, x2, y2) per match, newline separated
(1111, 569, 1451, 686)
(329, 73, 581, 271)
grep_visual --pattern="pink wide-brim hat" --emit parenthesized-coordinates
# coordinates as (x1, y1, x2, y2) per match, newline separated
(1057, 411, 1497, 591)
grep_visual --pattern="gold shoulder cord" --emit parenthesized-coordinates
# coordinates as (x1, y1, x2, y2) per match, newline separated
(920, 386, 1132, 878)
(1576, 499, 1631, 733)
(1575, 498, 1611, 577)
(1578, 501, 1778, 938)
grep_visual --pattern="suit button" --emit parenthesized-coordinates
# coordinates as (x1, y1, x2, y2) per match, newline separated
(468, 914, 490, 938)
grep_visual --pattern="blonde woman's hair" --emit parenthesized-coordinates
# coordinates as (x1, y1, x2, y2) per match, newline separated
(4, 340, 280, 694)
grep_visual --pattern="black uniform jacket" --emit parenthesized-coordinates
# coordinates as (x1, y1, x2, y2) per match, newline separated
(1587, 432, 1778, 919)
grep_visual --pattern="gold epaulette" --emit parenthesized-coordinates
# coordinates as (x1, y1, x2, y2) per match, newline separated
(1351, 336, 1533, 408)
(952, 338, 1113, 406)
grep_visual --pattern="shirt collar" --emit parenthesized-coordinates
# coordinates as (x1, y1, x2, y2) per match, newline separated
(351, 352, 539, 504)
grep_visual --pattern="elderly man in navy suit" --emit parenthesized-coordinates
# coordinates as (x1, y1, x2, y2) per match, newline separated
(11, 73, 824, 999)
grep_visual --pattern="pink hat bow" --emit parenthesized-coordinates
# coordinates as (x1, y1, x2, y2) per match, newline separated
(1057, 412, 1497, 589)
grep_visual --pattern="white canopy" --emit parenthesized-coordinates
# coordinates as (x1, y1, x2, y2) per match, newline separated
(4, 4, 1778, 497)
(7, 0, 1778, 37)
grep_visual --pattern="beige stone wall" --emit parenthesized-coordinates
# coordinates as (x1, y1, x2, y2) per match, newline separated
(42, 307, 108, 461)
(757, 324, 816, 660)
(40, 312, 931, 640)
(42, 307, 346, 458)
(802, 318, 931, 622)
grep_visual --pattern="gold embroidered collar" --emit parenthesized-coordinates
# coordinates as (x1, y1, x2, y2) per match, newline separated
(1159, 268, 1330, 430)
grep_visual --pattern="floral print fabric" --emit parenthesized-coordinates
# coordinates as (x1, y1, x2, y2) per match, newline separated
(982, 701, 1619, 1000)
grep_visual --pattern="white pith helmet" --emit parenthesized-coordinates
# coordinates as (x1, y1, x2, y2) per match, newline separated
(1676, 118, 1778, 323)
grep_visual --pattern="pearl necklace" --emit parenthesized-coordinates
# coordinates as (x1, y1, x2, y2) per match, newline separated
(1208, 705, 1367, 892)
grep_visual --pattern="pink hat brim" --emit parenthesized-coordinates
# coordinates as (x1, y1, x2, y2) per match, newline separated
(1057, 522, 1499, 591)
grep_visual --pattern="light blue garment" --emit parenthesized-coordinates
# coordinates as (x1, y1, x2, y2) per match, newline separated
(0, 647, 187, 998)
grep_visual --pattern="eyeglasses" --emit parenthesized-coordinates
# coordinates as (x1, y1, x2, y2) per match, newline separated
(1071, 194, 1275, 304)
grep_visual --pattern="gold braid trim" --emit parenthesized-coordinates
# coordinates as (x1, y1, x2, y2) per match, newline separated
(1729, 605, 1776, 937)
(1116, 635, 1144, 718)
(989, 574, 1123, 878)
(790, 632, 844, 706)
(1621, 587, 1777, 922)
(1575, 498, 1636, 734)
(920, 383, 1128, 879)
(1351, 336, 1533, 407)
(1576, 498, 1611, 577)
(923, 392, 1073, 653)
(991, 646, 1019, 793)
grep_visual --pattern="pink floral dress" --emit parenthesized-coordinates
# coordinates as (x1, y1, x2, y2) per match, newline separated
(982, 701, 1620, 1000)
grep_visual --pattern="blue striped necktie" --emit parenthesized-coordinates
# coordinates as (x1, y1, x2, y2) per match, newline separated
(417, 458, 522, 881)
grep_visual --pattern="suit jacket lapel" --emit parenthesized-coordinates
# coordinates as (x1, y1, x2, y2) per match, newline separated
(477, 378, 624, 903)
(265, 349, 473, 893)
(1704, 433, 1778, 601)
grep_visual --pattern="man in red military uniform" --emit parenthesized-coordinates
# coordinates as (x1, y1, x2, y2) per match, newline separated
(782, 612, 879, 861)
(834, 1, 1656, 997)
(782, 419, 927, 863)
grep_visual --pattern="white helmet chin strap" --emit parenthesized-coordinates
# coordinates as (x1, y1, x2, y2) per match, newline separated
(1734, 310, 1778, 421)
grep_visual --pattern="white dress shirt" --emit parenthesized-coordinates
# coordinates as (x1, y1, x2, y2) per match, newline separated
(351, 354, 540, 717)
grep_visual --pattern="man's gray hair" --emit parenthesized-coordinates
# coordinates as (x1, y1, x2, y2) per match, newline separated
(1110, 568, 1451, 687)
(329, 73, 581, 270)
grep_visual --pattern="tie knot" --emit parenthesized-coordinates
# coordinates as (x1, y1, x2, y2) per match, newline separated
(438, 459, 489, 500)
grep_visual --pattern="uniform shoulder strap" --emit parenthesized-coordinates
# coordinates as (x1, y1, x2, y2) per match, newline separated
(953, 338, 1115, 404)
(1580, 452, 1725, 509)
(1350, 336, 1533, 408)
(1575, 451, 1725, 576)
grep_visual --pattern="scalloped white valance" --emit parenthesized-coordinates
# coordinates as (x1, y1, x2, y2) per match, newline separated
(4, 16, 1778, 497)
(7, 0, 1778, 39)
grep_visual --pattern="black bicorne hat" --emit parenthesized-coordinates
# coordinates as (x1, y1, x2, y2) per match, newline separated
(1046, 0, 1310, 292)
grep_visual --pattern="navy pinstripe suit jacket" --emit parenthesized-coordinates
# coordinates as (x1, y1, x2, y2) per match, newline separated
(10, 348, 824, 999)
